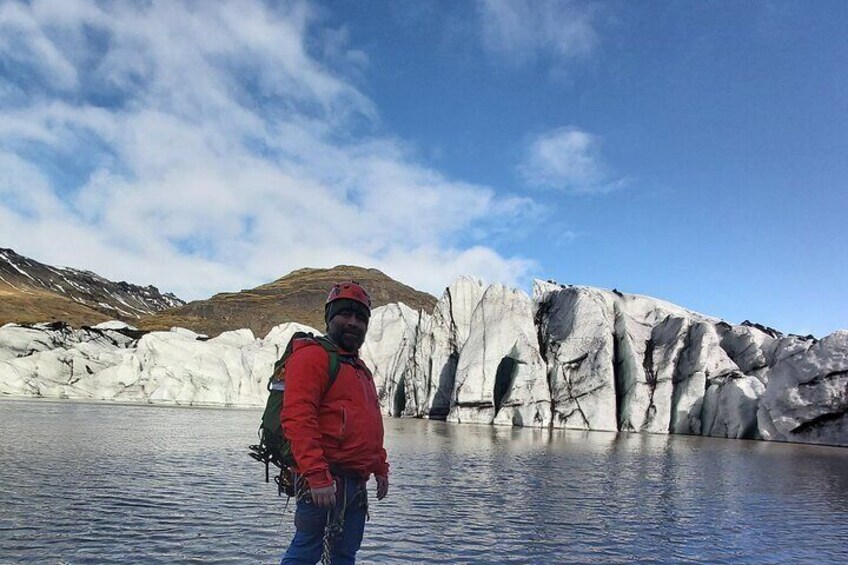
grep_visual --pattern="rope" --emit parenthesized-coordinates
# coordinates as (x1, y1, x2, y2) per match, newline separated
(321, 507, 342, 565)
(320, 478, 348, 565)
(293, 474, 366, 565)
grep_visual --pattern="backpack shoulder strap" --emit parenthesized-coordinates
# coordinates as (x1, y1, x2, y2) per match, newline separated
(313, 335, 341, 389)
(357, 359, 372, 380)
(268, 331, 314, 387)
(278, 334, 341, 392)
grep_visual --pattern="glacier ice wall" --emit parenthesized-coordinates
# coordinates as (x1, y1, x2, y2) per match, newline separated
(1, 278, 846, 447)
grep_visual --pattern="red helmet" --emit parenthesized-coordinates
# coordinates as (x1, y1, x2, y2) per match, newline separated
(326, 281, 372, 309)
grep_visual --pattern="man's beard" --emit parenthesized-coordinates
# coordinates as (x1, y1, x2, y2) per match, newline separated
(329, 326, 365, 352)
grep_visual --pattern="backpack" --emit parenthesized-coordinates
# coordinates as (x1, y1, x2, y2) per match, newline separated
(248, 332, 340, 496)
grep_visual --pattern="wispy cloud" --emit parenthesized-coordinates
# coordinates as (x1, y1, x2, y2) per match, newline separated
(519, 127, 626, 194)
(0, 0, 534, 299)
(477, 0, 599, 67)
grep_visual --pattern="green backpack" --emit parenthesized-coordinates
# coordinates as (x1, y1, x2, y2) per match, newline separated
(248, 332, 340, 495)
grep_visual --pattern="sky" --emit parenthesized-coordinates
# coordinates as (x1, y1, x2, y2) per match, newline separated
(0, 0, 846, 337)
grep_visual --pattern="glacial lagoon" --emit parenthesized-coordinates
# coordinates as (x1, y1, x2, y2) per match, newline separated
(0, 400, 846, 564)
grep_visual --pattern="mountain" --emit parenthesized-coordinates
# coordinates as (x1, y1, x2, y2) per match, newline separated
(138, 265, 438, 337)
(0, 248, 184, 327)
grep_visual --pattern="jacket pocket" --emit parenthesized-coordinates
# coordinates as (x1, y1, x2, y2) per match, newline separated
(318, 406, 345, 442)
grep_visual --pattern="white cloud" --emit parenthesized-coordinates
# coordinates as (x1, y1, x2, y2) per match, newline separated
(0, 1, 80, 90)
(0, 0, 534, 300)
(519, 127, 626, 194)
(477, 0, 598, 66)
(380, 246, 536, 295)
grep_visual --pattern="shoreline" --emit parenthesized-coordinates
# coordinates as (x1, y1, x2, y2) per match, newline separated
(0, 394, 264, 412)
(3, 394, 847, 452)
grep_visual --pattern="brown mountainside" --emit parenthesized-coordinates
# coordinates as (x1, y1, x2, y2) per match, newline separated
(0, 284, 112, 328)
(138, 266, 437, 337)
(0, 247, 184, 327)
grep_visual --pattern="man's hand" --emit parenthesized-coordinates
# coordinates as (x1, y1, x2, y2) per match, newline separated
(310, 484, 336, 508)
(375, 475, 389, 500)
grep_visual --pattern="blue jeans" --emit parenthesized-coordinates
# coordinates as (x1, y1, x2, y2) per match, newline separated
(281, 475, 368, 565)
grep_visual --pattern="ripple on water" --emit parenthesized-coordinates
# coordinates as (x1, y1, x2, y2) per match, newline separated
(1, 401, 847, 564)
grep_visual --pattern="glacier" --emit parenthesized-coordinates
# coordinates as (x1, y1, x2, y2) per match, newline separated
(1, 278, 846, 447)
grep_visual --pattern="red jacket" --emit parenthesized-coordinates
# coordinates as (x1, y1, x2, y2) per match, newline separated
(281, 339, 389, 490)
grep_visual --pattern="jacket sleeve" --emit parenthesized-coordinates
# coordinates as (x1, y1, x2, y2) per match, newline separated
(373, 384, 390, 478)
(281, 345, 334, 490)
(365, 364, 390, 478)
(375, 446, 390, 478)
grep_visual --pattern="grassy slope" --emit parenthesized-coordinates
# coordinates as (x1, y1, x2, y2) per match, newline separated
(0, 283, 111, 327)
(138, 266, 437, 338)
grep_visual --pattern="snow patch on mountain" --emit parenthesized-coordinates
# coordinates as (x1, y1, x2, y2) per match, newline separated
(0, 248, 184, 318)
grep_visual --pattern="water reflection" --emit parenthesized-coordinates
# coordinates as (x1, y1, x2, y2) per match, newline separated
(0, 400, 846, 564)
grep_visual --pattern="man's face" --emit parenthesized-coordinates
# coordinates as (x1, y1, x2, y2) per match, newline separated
(327, 308, 368, 352)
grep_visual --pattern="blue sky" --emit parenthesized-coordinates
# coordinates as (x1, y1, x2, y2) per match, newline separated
(0, 1, 845, 337)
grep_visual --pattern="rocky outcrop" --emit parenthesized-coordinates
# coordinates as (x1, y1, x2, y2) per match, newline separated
(1, 277, 846, 447)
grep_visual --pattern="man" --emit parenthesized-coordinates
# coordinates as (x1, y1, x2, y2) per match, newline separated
(280, 281, 389, 565)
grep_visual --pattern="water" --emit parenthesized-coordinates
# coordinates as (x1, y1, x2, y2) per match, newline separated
(0, 400, 846, 564)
